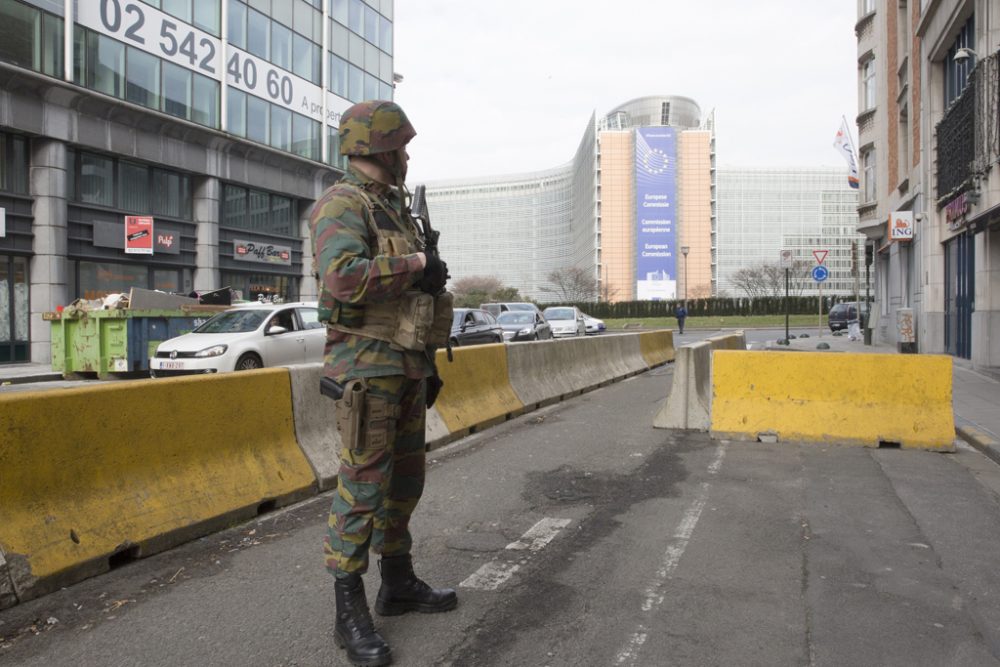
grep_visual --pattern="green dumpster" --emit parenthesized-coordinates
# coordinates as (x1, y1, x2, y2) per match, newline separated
(45, 308, 218, 378)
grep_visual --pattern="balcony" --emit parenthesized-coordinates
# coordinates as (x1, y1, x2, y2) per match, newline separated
(935, 49, 999, 204)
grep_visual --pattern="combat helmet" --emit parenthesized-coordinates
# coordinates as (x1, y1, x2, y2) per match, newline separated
(339, 100, 416, 156)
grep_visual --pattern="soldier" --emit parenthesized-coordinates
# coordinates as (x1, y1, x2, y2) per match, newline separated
(309, 100, 455, 667)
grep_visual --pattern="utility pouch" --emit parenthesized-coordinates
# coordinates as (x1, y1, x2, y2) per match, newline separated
(390, 290, 434, 351)
(427, 291, 455, 347)
(362, 395, 401, 450)
(334, 379, 366, 450)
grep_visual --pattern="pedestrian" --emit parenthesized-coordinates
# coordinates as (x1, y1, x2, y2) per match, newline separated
(309, 100, 455, 667)
(675, 302, 688, 334)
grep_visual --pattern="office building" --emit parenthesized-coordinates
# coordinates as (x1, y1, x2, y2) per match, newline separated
(715, 167, 864, 298)
(0, 0, 395, 364)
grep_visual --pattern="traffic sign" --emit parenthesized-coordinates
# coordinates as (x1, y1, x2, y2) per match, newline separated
(812, 265, 829, 282)
(780, 249, 793, 269)
(813, 249, 828, 265)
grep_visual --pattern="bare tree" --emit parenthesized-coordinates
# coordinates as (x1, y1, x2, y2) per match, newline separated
(451, 276, 522, 308)
(539, 267, 597, 302)
(733, 261, 811, 298)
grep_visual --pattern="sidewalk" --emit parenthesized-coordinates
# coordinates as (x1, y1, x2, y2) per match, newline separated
(764, 330, 1000, 465)
(5, 337, 1000, 465)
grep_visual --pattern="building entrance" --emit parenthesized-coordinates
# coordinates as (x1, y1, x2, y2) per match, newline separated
(0, 255, 29, 363)
(945, 232, 974, 359)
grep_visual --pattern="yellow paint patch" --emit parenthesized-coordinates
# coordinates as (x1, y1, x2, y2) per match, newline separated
(434, 344, 524, 433)
(639, 330, 675, 367)
(0, 369, 316, 585)
(710, 351, 954, 450)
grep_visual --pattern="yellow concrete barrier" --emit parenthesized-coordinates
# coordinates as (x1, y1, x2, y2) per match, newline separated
(0, 369, 316, 605)
(433, 343, 524, 437)
(710, 351, 954, 450)
(638, 329, 675, 368)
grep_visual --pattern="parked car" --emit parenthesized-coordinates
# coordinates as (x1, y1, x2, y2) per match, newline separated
(450, 308, 504, 346)
(497, 310, 553, 342)
(828, 302, 869, 331)
(581, 313, 606, 335)
(480, 302, 542, 318)
(149, 302, 325, 377)
(543, 306, 587, 337)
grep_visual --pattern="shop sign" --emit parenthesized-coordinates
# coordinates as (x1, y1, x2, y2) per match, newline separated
(889, 211, 914, 241)
(945, 193, 970, 231)
(124, 216, 154, 254)
(154, 230, 180, 255)
(233, 239, 292, 266)
(0, 207, 5, 238)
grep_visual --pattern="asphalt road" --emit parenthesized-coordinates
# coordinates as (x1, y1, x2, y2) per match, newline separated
(3, 359, 1000, 666)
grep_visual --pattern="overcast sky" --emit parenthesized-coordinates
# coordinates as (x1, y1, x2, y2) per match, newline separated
(393, 1, 858, 184)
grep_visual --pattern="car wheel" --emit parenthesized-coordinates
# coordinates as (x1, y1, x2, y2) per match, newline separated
(235, 353, 263, 371)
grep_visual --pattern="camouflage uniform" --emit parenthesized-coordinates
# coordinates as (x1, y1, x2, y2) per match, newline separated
(309, 108, 433, 579)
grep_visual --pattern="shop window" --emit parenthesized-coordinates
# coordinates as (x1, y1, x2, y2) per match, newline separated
(153, 169, 192, 219)
(77, 261, 150, 300)
(224, 185, 248, 227)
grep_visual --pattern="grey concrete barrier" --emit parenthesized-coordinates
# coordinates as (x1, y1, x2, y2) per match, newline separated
(654, 331, 746, 431)
(287, 363, 341, 491)
(506, 335, 646, 408)
(0, 549, 16, 609)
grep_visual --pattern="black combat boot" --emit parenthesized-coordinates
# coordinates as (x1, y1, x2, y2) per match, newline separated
(334, 574, 392, 667)
(375, 554, 458, 616)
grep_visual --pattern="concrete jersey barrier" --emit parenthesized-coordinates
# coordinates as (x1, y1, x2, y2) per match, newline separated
(287, 363, 341, 491)
(505, 335, 646, 408)
(655, 331, 746, 431)
(710, 350, 955, 450)
(638, 330, 676, 368)
(0, 370, 316, 607)
(432, 343, 525, 438)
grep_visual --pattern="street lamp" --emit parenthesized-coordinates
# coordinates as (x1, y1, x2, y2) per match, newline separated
(680, 246, 690, 303)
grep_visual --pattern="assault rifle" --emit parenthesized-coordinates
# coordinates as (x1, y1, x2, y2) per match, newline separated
(409, 185, 439, 259)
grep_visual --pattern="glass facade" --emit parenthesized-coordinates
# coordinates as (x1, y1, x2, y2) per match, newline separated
(0, 132, 30, 195)
(0, 0, 394, 164)
(715, 167, 864, 298)
(222, 184, 296, 237)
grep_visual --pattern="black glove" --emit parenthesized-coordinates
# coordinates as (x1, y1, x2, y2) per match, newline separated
(426, 374, 444, 408)
(419, 254, 449, 294)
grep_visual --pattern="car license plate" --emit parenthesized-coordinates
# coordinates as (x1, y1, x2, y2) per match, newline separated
(160, 361, 184, 370)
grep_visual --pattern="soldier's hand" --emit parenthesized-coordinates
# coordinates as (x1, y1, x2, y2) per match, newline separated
(426, 374, 444, 408)
(419, 254, 449, 294)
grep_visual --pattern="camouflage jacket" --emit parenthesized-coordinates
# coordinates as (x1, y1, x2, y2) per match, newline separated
(309, 166, 432, 381)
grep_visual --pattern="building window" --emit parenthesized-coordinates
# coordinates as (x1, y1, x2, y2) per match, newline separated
(0, 0, 64, 78)
(71, 150, 193, 218)
(862, 149, 876, 203)
(944, 15, 975, 108)
(222, 184, 297, 236)
(861, 58, 876, 111)
(0, 132, 29, 195)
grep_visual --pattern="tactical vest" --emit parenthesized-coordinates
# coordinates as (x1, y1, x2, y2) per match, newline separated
(326, 184, 453, 350)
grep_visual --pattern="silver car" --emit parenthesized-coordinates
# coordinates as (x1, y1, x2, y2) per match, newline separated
(542, 306, 587, 337)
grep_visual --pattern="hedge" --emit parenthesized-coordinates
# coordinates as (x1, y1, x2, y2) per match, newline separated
(551, 296, 868, 319)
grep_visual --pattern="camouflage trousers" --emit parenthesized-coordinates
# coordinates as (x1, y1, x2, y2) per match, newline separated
(324, 375, 427, 577)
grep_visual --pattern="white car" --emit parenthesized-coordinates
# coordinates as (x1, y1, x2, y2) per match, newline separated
(542, 306, 587, 337)
(581, 313, 606, 335)
(149, 302, 326, 377)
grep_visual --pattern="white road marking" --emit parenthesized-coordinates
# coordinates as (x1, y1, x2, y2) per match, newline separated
(460, 562, 521, 591)
(615, 443, 727, 666)
(506, 517, 572, 551)
(460, 517, 572, 590)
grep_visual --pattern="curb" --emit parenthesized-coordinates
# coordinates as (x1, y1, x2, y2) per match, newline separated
(0, 374, 63, 386)
(955, 425, 1000, 466)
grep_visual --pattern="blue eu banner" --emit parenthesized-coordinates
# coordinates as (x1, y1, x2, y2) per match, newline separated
(635, 127, 677, 300)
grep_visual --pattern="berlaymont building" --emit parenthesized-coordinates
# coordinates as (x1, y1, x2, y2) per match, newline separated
(426, 96, 861, 305)
(0, 0, 396, 364)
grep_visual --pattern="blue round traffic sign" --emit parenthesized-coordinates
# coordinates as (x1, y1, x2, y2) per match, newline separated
(812, 265, 829, 282)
